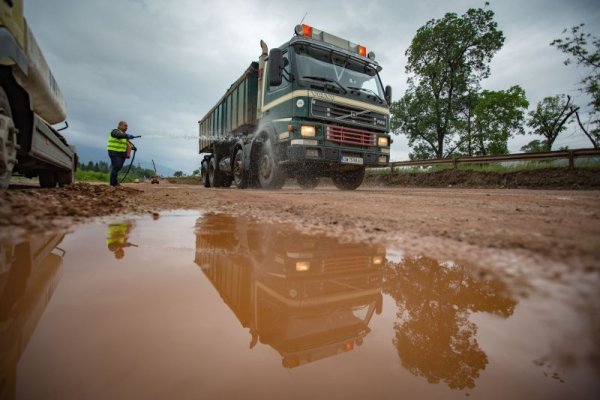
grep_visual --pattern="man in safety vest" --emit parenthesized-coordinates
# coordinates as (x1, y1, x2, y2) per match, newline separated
(107, 121, 137, 186)
(106, 221, 137, 259)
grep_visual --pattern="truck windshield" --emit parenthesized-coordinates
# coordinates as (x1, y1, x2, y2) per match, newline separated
(293, 44, 385, 101)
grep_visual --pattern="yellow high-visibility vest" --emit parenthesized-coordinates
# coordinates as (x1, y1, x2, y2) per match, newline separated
(107, 129, 127, 152)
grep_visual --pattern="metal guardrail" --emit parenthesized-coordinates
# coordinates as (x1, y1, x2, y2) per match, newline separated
(380, 148, 600, 173)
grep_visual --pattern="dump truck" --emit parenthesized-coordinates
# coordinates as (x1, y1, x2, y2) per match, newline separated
(194, 214, 384, 368)
(198, 24, 391, 190)
(0, 0, 77, 189)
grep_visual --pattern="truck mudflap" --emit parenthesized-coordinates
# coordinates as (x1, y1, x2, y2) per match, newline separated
(26, 115, 74, 171)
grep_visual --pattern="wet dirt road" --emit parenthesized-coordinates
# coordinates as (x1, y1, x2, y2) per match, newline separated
(1, 183, 600, 399)
(131, 182, 600, 270)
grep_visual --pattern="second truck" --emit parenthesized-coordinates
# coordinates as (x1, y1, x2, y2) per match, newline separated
(199, 24, 391, 190)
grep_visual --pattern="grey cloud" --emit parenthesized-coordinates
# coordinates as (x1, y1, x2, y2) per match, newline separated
(24, 0, 600, 170)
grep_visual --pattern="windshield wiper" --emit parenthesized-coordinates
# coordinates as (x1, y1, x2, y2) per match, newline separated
(347, 86, 384, 104)
(301, 75, 347, 94)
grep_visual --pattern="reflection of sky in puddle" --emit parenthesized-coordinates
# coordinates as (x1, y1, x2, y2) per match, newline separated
(0, 211, 598, 400)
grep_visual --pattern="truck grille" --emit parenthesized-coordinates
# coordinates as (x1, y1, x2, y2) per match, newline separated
(322, 255, 374, 273)
(326, 125, 376, 147)
(311, 99, 387, 128)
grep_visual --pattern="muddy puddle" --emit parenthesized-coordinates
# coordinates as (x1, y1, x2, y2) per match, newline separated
(1, 211, 598, 400)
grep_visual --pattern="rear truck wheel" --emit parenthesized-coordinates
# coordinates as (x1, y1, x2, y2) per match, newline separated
(0, 87, 18, 189)
(208, 156, 223, 188)
(258, 137, 286, 189)
(39, 170, 57, 188)
(233, 147, 249, 189)
(296, 175, 319, 189)
(201, 159, 210, 187)
(332, 167, 365, 190)
(57, 169, 74, 187)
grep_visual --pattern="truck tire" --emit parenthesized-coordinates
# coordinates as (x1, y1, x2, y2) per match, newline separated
(201, 160, 210, 187)
(39, 170, 57, 188)
(0, 87, 17, 189)
(332, 167, 365, 190)
(232, 147, 249, 189)
(296, 175, 319, 190)
(222, 176, 233, 188)
(57, 168, 74, 187)
(257, 138, 286, 189)
(208, 156, 223, 188)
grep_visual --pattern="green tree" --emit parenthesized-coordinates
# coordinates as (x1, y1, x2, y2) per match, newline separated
(520, 139, 548, 153)
(173, 170, 183, 177)
(192, 169, 200, 176)
(551, 24, 600, 148)
(391, 5, 505, 159)
(458, 86, 529, 156)
(526, 94, 578, 151)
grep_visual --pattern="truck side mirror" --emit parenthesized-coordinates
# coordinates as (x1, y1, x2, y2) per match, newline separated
(268, 48, 283, 87)
(385, 85, 392, 104)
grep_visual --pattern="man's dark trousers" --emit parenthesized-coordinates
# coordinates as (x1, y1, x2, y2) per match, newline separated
(109, 154, 126, 186)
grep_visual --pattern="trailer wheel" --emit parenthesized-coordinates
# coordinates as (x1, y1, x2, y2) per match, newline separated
(222, 176, 233, 188)
(332, 167, 365, 190)
(201, 159, 210, 187)
(0, 87, 17, 189)
(207, 156, 222, 188)
(257, 138, 286, 189)
(39, 170, 57, 188)
(232, 147, 249, 189)
(296, 175, 319, 190)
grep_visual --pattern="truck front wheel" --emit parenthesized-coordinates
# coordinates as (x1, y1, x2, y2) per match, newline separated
(257, 138, 285, 189)
(332, 167, 365, 190)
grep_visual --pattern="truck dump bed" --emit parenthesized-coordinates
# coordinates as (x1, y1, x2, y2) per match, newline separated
(198, 62, 258, 153)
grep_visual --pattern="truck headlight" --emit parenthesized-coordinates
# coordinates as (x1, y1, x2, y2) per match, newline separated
(378, 136, 389, 147)
(301, 125, 316, 137)
(296, 261, 311, 272)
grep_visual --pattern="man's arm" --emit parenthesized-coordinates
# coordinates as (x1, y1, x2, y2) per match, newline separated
(111, 129, 135, 139)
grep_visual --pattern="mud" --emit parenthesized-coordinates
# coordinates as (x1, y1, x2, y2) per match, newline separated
(0, 183, 146, 233)
(1, 181, 600, 272)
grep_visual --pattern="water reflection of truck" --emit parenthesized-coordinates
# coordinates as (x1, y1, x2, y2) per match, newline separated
(198, 24, 392, 190)
(0, 233, 66, 399)
(194, 214, 384, 368)
(0, 0, 77, 188)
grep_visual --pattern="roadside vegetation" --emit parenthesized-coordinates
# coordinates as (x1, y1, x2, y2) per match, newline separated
(76, 161, 156, 183)
(391, 4, 599, 161)
(367, 159, 600, 176)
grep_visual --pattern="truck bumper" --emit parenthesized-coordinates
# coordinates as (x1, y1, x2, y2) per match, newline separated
(285, 142, 388, 167)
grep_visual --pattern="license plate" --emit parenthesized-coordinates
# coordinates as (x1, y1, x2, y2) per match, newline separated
(340, 155, 364, 165)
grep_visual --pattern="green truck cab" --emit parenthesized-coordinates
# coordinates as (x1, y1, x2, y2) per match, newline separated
(194, 214, 384, 368)
(199, 25, 391, 190)
(0, 0, 77, 188)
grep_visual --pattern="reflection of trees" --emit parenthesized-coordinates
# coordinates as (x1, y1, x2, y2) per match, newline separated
(383, 256, 516, 390)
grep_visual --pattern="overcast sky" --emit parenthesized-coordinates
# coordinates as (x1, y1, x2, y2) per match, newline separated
(25, 0, 600, 173)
